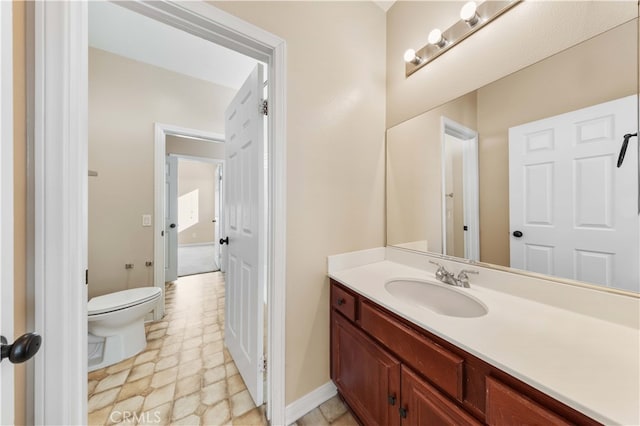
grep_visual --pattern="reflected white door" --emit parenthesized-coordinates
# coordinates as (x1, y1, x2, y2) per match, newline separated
(223, 64, 265, 405)
(509, 95, 638, 291)
(165, 156, 178, 282)
(0, 1, 14, 421)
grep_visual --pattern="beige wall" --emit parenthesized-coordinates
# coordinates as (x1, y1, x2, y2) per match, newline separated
(88, 47, 236, 298)
(12, 1, 26, 424)
(212, 1, 387, 404)
(386, 1, 637, 128)
(167, 135, 225, 160)
(387, 92, 477, 253)
(177, 159, 217, 245)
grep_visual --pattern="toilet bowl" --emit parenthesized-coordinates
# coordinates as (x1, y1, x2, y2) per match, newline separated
(88, 287, 162, 372)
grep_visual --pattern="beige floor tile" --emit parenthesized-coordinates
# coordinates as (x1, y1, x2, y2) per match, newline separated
(173, 414, 201, 425)
(108, 396, 144, 425)
(155, 354, 179, 372)
(172, 392, 201, 421)
(201, 380, 227, 406)
(88, 379, 98, 395)
(225, 362, 238, 377)
(147, 329, 167, 340)
(143, 383, 175, 411)
(203, 365, 226, 386)
(94, 369, 130, 394)
(297, 408, 329, 426)
(319, 395, 348, 423)
(135, 349, 160, 365)
(148, 321, 169, 332)
(87, 405, 113, 426)
(88, 387, 120, 413)
(181, 347, 202, 363)
(232, 407, 267, 426)
(151, 366, 178, 388)
(117, 376, 153, 402)
(202, 400, 231, 425)
(160, 342, 182, 357)
(229, 390, 255, 418)
(203, 352, 225, 369)
(105, 357, 135, 375)
(184, 327, 203, 339)
(146, 338, 164, 350)
(178, 359, 203, 379)
(176, 374, 202, 399)
(203, 341, 224, 356)
(226, 374, 247, 396)
(330, 411, 359, 426)
(138, 401, 172, 426)
(128, 362, 155, 382)
(183, 336, 203, 350)
(88, 369, 109, 383)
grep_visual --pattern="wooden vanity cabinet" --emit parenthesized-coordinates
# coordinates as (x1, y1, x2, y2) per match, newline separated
(329, 279, 601, 426)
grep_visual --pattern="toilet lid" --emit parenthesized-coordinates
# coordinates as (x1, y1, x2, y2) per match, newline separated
(88, 287, 162, 316)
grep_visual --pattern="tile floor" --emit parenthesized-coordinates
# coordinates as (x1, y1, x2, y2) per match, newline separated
(87, 271, 357, 426)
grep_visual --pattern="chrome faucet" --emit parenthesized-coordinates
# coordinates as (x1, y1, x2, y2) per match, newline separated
(429, 261, 478, 288)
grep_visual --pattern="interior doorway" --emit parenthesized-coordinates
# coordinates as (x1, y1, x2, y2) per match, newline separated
(30, 1, 287, 424)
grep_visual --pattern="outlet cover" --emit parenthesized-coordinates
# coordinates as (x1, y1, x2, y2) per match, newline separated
(142, 214, 152, 227)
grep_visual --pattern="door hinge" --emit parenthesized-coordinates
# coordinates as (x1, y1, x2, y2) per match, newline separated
(85, 269, 88, 285)
(260, 99, 268, 116)
(399, 407, 408, 419)
(260, 356, 267, 372)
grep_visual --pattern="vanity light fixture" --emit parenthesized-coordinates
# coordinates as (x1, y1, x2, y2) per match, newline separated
(404, 0, 521, 77)
(403, 48, 422, 65)
(460, 1, 480, 26)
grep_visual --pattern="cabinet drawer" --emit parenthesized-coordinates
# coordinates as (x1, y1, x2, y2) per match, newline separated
(486, 377, 571, 426)
(360, 301, 464, 401)
(331, 282, 356, 321)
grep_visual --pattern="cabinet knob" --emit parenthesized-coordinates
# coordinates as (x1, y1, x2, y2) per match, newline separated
(336, 298, 346, 306)
(387, 394, 396, 406)
(399, 407, 408, 419)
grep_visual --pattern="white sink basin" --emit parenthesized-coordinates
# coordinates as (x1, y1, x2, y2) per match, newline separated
(385, 279, 488, 318)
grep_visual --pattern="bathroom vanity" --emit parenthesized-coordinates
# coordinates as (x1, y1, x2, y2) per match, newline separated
(328, 248, 640, 426)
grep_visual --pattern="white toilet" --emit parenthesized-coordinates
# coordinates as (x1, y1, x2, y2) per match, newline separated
(88, 287, 162, 372)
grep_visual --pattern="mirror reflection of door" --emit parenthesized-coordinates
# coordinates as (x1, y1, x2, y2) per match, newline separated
(441, 117, 479, 261)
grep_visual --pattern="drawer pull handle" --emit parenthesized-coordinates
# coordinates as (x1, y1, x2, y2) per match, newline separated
(388, 394, 396, 406)
(337, 298, 346, 306)
(399, 407, 408, 419)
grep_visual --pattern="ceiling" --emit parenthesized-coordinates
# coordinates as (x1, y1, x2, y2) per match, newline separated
(88, 1, 258, 90)
(373, 1, 396, 12)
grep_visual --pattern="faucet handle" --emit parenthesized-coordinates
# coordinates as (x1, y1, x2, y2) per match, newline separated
(457, 269, 479, 278)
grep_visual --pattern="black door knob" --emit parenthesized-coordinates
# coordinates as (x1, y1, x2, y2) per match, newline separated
(169, 223, 176, 229)
(513, 230, 523, 238)
(220, 237, 229, 245)
(1, 333, 42, 364)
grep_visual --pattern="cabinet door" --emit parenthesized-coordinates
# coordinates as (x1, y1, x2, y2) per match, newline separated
(332, 311, 401, 426)
(401, 366, 481, 426)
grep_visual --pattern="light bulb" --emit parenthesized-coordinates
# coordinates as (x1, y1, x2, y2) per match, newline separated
(428, 29, 447, 48)
(460, 1, 479, 26)
(403, 49, 417, 63)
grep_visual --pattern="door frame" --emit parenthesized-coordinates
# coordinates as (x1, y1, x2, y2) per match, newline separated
(440, 116, 480, 261)
(32, 2, 287, 425)
(154, 123, 225, 319)
(0, 1, 14, 423)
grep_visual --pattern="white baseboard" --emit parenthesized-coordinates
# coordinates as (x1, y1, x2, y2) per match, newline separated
(178, 242, 215, 248)
(285, 381, 337, 425)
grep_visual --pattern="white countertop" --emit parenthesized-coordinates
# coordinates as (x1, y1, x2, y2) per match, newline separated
(328, 253, 640, 426)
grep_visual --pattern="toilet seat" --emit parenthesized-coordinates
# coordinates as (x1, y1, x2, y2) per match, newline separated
(88, 287, 162, 316)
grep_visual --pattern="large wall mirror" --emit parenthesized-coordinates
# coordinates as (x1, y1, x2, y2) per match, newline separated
(387, 18, 639, 294)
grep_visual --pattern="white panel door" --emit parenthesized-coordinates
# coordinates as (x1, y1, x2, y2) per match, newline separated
(0, 1, 14, 421)
(165, 156, 178, 282)
(224, 64, 265, 405)
(509, 95, 638, 291)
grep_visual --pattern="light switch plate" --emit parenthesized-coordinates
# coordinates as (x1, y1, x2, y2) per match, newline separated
(142, 214, 152, 227)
